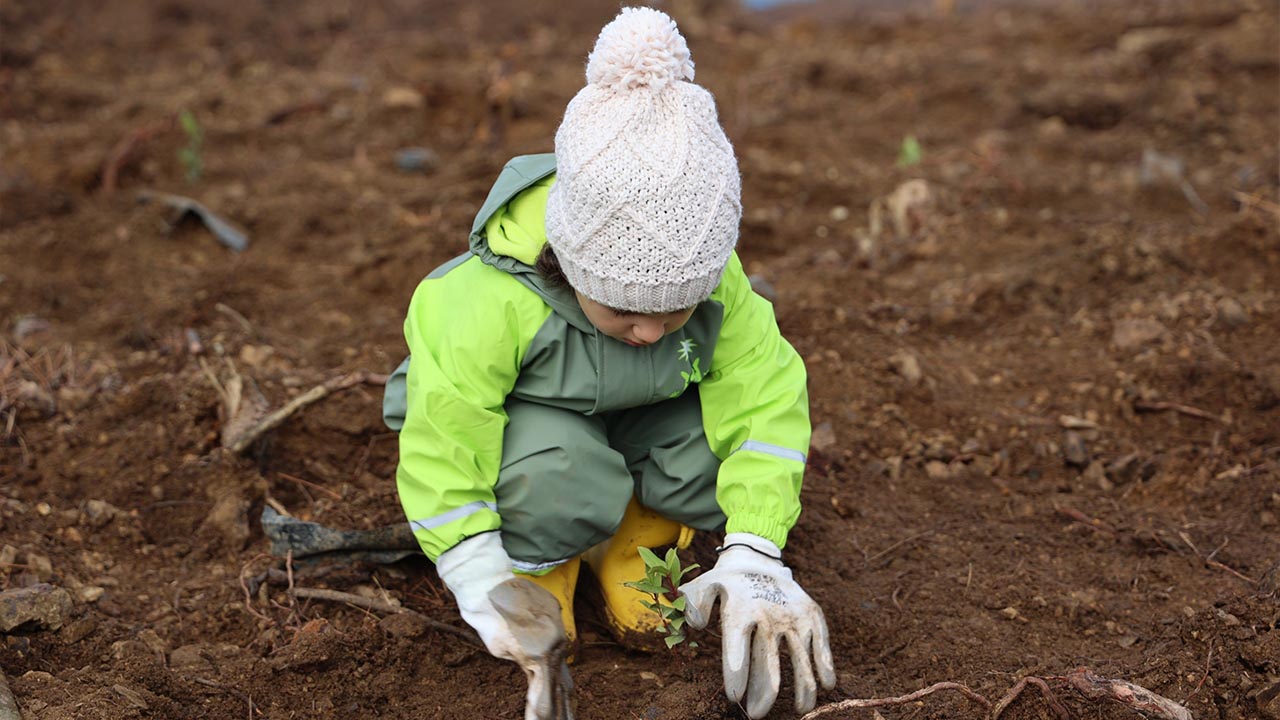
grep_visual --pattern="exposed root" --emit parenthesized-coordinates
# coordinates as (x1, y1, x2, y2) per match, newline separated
(801, 682, 990, 719)
(803, 668, 1193, 720)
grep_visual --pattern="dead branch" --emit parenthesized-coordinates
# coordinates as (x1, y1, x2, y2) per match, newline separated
(291, 587, 483, 648)
(991, 677, 1068, 720)
(1133, 400, 1226, 424)
(1055, 506, 1118, 535)
(800, 682, 991, 719)
(225, 371, 387, 453)
(1062, 668, 1193, 720)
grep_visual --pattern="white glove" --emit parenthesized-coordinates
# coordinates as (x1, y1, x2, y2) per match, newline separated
(679, 533, 836, 718)
(437, 533, 573, 720)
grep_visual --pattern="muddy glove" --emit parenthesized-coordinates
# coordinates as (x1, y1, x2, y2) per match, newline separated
(679, 533, 836, 718)
(436, 533, 574, 720)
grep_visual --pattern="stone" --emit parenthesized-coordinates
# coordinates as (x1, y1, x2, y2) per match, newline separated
(393, 147, 439, 173)
(0, 584, 73, 632)
(810, 422, 836, 452)
(888, 352, 923, 385)
(77, 586, 104, 603)
(81, 499, 120, 528)
(60, 617, 97, 644)
(381, 86, 424, 109)
(1217, 297, 1250, 328)
(169, 645, 215, 675)
(1117, 27, 1188, 59)
(1258, 680, 1280, 720)
(1062, 430, 1089, 468)
(924, 461, 951, 480)
(1112, 317, 1167, 350)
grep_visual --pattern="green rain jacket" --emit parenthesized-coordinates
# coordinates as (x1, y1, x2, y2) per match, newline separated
(397, 154, 811, 561)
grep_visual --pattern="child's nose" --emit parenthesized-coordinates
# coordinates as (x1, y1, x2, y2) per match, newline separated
(633, 320, 665, 344)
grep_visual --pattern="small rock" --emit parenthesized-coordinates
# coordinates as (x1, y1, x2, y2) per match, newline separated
(0, 584, 74, 632)
(1084, 460, 1111, 490)
(238, 344, 274, 368)
(393, 147, 439, 173)
(169, 645, 215, 675)
(1217, 297, 1250, 328)
(810, 422, 836, 452)
(747, 274, 777, 301)
(55, 386, 92, 412)
(1112, 317, 1167, 350)
(81, 499, 120, 528)
(60, 617, 98, 644)
(1261, 511, 1276, 528)
(1116, 634, 1140, 648)
(0, 545, 15, 567)
(1062, 430, 1089, 468)
(25, 553, 53, 581)
(1116, 27, 1188, 59)
(137, 629, 168, 656)
(1106, 454, 1141, 484)
(1258, 680, 1280, 720)
(999, 606, 1021, 620)
(34, 503, 52, 517)
(887, 352, 922, 385)
(381, 86, 424, 109)
(378, 612, 428, 639)
(924, 461, 950, 480)
(78, 586, 105, 603)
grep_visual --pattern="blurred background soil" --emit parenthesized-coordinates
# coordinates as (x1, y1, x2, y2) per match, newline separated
(1, 0, 1277, 718)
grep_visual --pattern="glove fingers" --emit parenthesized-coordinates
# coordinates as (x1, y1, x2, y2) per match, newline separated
(745, 627, 781, 719)
(785, 630, 817, 713)
(677, 577, 718, 629)
(811, 608, 837, 690)
(524, 663, 553, 720)
(722, 616, 751, 703)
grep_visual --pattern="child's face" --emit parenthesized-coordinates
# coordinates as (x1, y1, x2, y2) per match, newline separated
(575, 291, 696, 347)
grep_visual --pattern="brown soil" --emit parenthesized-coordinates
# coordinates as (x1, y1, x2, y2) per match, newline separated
(2, 0, 1278, 718)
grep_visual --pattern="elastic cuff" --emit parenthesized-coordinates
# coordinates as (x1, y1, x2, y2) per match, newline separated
(724, 513, 790, 550)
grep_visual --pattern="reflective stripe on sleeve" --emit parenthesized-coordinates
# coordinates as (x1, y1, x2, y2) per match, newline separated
(408, 501, 499, 533)
(736, 440, 807, 464)
(511, 557, 570, 573)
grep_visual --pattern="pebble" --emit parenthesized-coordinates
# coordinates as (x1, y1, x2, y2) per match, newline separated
(1111, 317, 1166, 350)
(60, 617, 97, 644)
(0, 584, 73, 632)
(1217, 297, 1250, 327)
(1257, 680, 1280, 719)
(810, 422, 836, 452)
(381, 86, 424, 109)
(1062, 430, 1089, 468)
(81, 499, 120, 528)
(169, 645, 215, 675)
(887, 352, 923, 385)
(78, 586, 105, 603)
(393, 147, 439, 173)
(924, 461, 950, 480)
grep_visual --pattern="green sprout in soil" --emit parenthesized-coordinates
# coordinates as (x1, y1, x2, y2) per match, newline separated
(624, 546, 699, 648)
(896, 134, 923, 167)
(178, 109, 204, 182)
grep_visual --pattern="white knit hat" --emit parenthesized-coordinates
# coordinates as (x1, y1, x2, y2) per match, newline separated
(545, 7, 742, 314)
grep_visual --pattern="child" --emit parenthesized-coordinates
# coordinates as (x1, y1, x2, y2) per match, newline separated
(383, 8, 834, 718)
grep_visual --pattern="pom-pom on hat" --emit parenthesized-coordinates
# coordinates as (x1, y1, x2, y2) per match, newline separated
(545, 7, 741, 314)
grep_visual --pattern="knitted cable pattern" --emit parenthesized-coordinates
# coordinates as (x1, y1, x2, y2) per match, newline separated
(545, 7, 742, 314)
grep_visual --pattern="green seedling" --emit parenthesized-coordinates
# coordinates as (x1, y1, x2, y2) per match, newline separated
(896, 134, 923, 168)
(178, 109, 204, 182)
(624, 546, 700, 648)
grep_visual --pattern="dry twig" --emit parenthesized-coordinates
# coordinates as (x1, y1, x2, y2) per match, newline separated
(292, 587, 483, 648)
(221, 371, 387, 453)
(991, 676, 1068, 720)
(100, 116, 175, 193)
(1133, 400, 1226, 423)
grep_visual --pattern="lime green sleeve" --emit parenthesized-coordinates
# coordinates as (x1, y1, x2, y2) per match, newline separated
(396, 257, 551, 561)
(701, 253, 810, 549)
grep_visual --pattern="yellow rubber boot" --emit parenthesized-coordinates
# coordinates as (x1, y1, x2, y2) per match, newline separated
(518, 556, 581, 646)
(584, 498, 695, 646)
